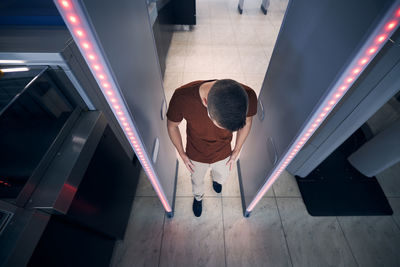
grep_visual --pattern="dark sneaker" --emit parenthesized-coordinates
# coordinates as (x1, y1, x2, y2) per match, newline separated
(213, 181, 222, 193)
(192, 198, 202, 217)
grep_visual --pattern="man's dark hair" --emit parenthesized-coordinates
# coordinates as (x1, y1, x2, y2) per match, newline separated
(207, 79, 248, 131)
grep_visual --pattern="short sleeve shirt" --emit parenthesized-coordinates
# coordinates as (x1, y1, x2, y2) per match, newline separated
(167, 80, 257, 163)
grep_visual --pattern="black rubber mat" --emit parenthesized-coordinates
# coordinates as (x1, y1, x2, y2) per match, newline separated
(295, 128, 393, 216)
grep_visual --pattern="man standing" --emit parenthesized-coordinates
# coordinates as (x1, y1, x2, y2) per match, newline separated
(167, 79, 257, 217)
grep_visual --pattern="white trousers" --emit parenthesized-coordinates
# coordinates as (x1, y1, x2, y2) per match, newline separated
(191, 156, 231, 201)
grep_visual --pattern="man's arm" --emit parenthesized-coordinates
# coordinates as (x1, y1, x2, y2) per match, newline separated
(167, 119, 195, 173)
(226, 116, 253, 170)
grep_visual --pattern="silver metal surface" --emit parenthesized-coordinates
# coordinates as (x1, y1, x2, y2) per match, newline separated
(348, 118, 400, 177)
(0, 67, 47, 117)
(288, 36, 400, 177)
(0, 28, 70, 53)
(161, 99, 167, 120)
(80, 0, 177, 211)
(153, 137, 160, 163)
(238, 0, 398, 214)
(61, 68, 96, 110)
(27, 111, 107, 214)
(0, 202, 50, 267)
(0, 52, 66, 67)
(16, 108, 82, 207)
(0, 52, 95, 110)
(148, 2, 158, 26)
(257, 99, 264, 121)
(60, 43, 134, 159)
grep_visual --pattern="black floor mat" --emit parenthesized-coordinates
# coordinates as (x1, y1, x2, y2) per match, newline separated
(295, 128, 393, 216)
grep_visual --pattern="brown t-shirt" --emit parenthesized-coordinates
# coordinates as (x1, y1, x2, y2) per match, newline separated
(167, 80, 257, 163)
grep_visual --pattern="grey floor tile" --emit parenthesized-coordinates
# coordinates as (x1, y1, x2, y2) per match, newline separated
(237, 46, 270, 75)
(376, 161, 400, 197)
(163, 71, 183, 97)
(223, 197, 292, 267)
(221, 161, 275, 197)
(388, 198, 400, 229)
(273, 170, 301, 197)
(170, 31, 189, 46)
(135, 170, 157, 197)
(181, 72, 215, 84)
(221, 162, 242, 197)
(277, 198, 357, 267)
(234, 161, 275, 198)
(184, 55, 215, 73)
(111, 197, 165, 267)
(160, 197, 225, 267)
(338, 216, 400, 267)
(243, 73, 265, 96)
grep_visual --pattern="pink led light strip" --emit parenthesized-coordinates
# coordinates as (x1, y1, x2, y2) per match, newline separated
(54, 0, 172, 212)
(246, 4, 400, 213)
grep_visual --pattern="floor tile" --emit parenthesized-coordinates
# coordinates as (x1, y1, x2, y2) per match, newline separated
(267, 11, 286, 28)
(234, 25, 262, 46)
(182, 72, 215, 84)
(213, 47, 242, 74)
(163, 72, 183, 94)
(388, 198, 400, 229)
(223, 197, 291, 267)
(221, 161, 241, 197)
(209, 7, 232, 25)
(338, 216, 400, 267)
(269, 0, 289, 12)
(167, 44, 187, 57)
(187, 26, 213, 46)
(230, 12, 259, 27)
(196, 16, 212, 26)
(272, 170, 301, 197)
(165, 53, 186, 73)
(196, 3, 210, 18)
(111, 197, 165, 267)
(160, 197, 225, 267)
(184, 55, 215, 73)
(210, 14, 231, 25)
(242, 12, 271, 25)
(171, 31, 189, 46)
(244, 73, 265, 96)
(135, 170, 157, 197)
(211, 24, 236, 46)
(262, 45, 275, 60)
(255, 25, 279, 47)
(238, 46, 270, 74)
(211, 45, 239, 58)
(224, 161, 275, 198)
(185, 43, 214, 57)
(277, 198, 357, 267)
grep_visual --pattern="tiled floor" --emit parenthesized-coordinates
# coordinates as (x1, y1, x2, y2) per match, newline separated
(111, 0, 400, 266)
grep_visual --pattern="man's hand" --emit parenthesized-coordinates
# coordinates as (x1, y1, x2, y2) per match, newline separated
(227, 117, 253, 171)
(180, 152, 195, 173)
(226, 149, 240, 171)
(167, 120, 195, 173)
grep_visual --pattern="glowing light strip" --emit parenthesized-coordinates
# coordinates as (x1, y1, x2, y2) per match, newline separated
(0, 67, 30, 73)
(0, 60, 26, 64)
(246, 3, 400, 213)
(54, 0, 172, 212)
